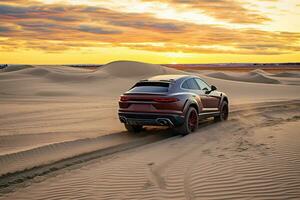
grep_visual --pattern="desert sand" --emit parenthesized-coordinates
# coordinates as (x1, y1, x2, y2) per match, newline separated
(0, 61, 300, 199)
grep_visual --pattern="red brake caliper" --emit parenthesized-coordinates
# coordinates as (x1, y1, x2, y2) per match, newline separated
(189, 111, 196, 129)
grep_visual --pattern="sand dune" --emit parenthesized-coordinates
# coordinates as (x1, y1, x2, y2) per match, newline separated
(272, 71, 300, 78)
(1, 101, 299, 199)
(0, 61, 185, 97)
(0, 61, 187, 175)
(198, 76, 299, 105)
(100, 61, 184, 78)
(1, 65, 33, 72)
(204, 69, 300, 86)
(1, 100, 296, 177)
(206, 71, 280, 84)
(0, 129, 172, 177)
(0, 61, 300, 199)
(0, 62, 299, 165)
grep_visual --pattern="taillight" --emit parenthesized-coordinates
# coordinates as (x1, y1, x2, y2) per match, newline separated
(153, 97, 179, 103)
(120, 96, 130, 101)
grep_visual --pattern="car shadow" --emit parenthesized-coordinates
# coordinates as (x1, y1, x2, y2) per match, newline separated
(132, 117, 218, 138)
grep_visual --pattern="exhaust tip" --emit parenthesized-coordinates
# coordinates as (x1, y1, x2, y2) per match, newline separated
(156, 119, 165, 125)
(119, 116, 127, 123)
(156, 118, 174, 127)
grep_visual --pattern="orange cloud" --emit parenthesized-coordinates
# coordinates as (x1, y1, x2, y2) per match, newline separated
(143, 0, 271, 24)
(0, 1, 299, 56)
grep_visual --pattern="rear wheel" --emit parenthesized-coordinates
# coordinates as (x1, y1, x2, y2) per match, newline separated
(175, 107, 198, 136)
(124, 124, 143, 133)
(214, 101, 229, 122)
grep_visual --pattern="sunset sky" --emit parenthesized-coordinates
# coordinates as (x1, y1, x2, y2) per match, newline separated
(0, 0, 300, 64)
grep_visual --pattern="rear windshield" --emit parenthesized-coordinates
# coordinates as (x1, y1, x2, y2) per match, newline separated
(128, 82, 169, 93)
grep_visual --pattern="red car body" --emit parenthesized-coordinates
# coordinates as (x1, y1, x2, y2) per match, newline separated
(118, 74, 229, 135)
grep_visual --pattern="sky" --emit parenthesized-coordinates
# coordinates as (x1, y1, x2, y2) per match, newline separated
(0, 0, 300, 64)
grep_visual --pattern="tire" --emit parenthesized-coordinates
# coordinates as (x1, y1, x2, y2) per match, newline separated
(175, 107, 198, 136)
(214, 101, 229, 122)
(124, 124, 143, 133)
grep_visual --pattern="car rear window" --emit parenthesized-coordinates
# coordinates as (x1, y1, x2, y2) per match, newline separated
(128, 82, 169, 93)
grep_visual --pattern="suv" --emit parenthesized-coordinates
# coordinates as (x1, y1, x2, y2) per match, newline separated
(118, 74, 229, 135)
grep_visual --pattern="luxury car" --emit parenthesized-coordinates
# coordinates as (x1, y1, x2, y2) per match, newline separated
(118, 74, 229, 135)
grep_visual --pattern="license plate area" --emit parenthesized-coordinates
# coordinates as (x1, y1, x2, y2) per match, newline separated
(127, 118, 156, 125)
(130, 104, 153, 111)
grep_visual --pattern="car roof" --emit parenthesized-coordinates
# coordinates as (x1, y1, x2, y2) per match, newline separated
(145, 74, 193, 82)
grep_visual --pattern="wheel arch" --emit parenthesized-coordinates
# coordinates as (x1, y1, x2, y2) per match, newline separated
(189, 103, 199, 113)
(219, 94, 229, 110)
(223, 96, 229, 104)
(183, 99, 200, 115)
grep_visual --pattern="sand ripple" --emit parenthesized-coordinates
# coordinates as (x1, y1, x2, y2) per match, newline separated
(1, 101, 299, 199)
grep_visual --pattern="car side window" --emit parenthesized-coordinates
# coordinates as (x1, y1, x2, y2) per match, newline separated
(182, 80, 189, 89)
(195, 78, 210, 91)
(182, 78, 200, 90)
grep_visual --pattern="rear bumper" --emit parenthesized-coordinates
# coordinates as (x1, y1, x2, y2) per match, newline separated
(118, 111, 185, 127)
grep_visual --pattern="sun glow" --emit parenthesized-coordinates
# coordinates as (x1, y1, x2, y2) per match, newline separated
(1, 0, 299, 64)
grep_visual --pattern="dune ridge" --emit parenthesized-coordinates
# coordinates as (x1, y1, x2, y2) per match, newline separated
(1, 61, 184, 80)
(0, 61, 186, 97)
(206, 70, 280, 84)
(204, 69, 300, 86)
(100, 61, 182, 77)
(1, 65, 34, 72)
(272, 71, 300, 78)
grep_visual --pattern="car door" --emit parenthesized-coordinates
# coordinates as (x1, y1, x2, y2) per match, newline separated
(194, 78, 221, 110)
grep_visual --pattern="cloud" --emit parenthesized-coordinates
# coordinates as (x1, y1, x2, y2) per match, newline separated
(0, 1, 299, 55)
(0, 24, 17, 33)
(109, 20, 185, 33)
(0, 4, 28, 15)
(143, 0, 270, 24)
(77, 25, 122, 34)
(0, 4, 187, 33)
(117, 42, 296, 55)
(0, 4, 82, 21)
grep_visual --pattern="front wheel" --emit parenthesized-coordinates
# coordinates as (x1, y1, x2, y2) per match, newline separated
(124, 124, 143, 133)
(214, 101, 229, 122)
(174, 107, 198, 136)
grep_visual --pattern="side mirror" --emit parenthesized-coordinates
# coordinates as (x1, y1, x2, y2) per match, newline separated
(211, 85, 217, 91)
(205, 85, 217, 94)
